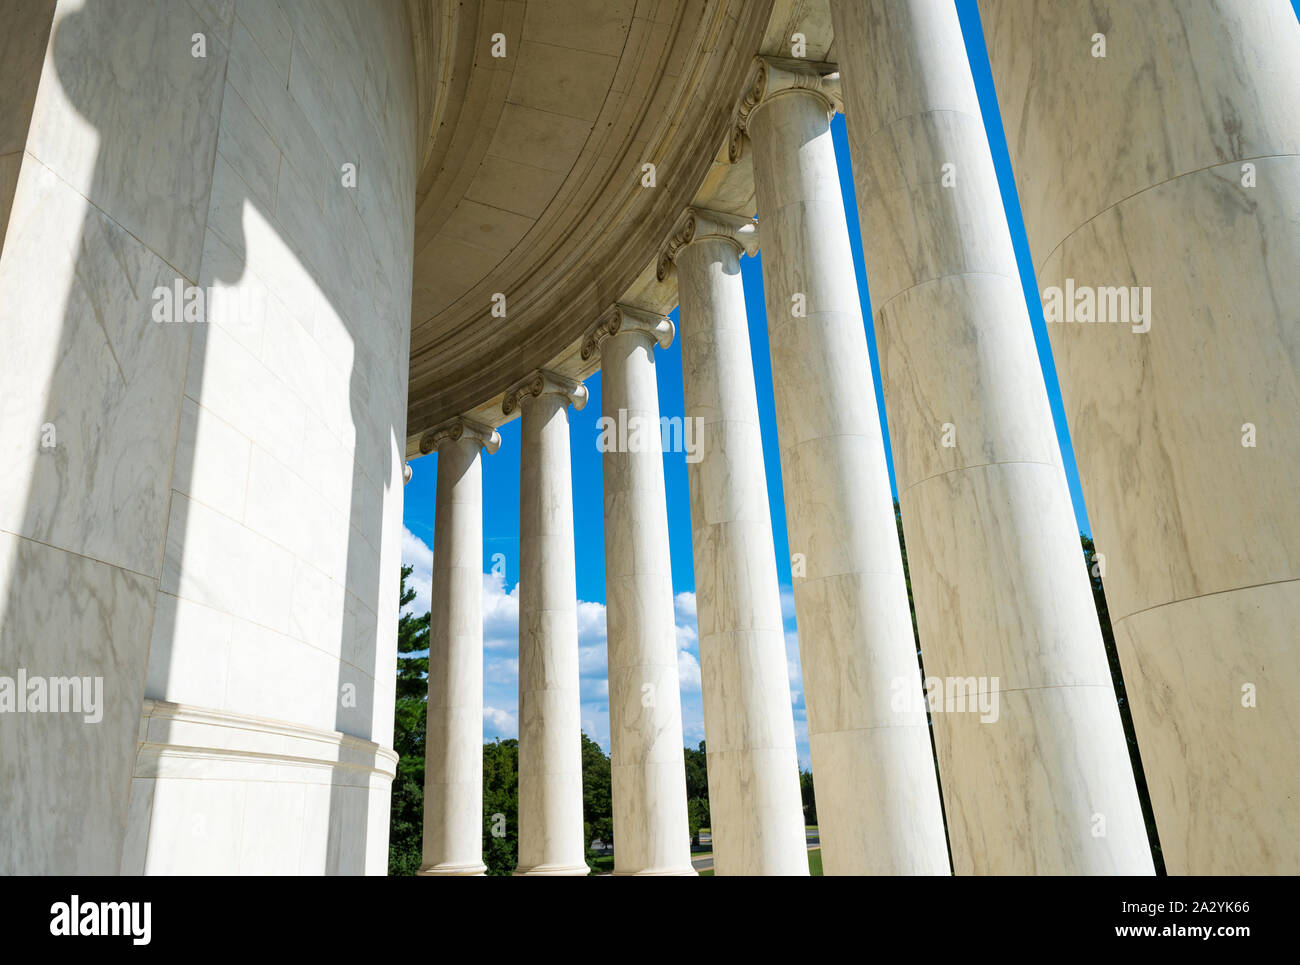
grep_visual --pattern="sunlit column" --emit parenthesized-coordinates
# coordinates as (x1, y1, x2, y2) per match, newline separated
(582, 305, 694, 876)
(980, 0, 1300, 873)
(658, 209, 808, 875)
(418, 417, 500, 876)
(504, 370, 589, 876)
(829, 0, 1152, 874)
(738, 58, 950, 875)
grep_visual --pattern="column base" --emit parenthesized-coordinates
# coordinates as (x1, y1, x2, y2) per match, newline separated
(611, 866, 699, 876)
(512, 863, 591, 876)
(418, 862, 487, 876)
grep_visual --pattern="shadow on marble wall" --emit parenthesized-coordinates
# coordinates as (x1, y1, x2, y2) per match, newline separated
(0, 0, 408, 873)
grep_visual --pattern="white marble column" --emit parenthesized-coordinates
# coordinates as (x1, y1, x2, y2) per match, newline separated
(503, 370, 589, 876)
(737, 59, 950, 875)
(418, 417, 499, 876)
(582, 305, 694, 876)
(657, 209, 808, 876)
(829, 0, 1152, 874)
(980, 0, 1300, 874)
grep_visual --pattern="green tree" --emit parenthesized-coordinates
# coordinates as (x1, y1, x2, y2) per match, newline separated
(482, 738, 520, 875)
(682, 741, 710, 845)
(581, 734, 612, 864)
(799, 768, 817, 826)
(388, 563, 430, 875)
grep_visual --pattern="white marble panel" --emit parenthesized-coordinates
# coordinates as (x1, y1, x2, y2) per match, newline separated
(980, 0, 1300, 265)
(1039, 159, 1300, 621)
(1115, 580, 1300, 875)
(0, 531, 155, 874)
(26, 0, 228, 280)
(934, 686, 1153, 875)
(809, 725, 950, 875)
(0, 159, 193, 576)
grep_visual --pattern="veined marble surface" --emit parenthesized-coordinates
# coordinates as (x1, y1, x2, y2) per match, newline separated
(675, 231, 808, 875)
(1, 0, 416, 873)
(748, 78, 950, 874)
(834, 0, 1151, 874)
(512, 378, 589, 876)
(422, 423, 496, 876)
(593, 313, 695, 876)
(982, 0, 1300, 873)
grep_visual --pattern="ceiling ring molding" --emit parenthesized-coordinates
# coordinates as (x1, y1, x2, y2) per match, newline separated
(403, 0, 779, 451)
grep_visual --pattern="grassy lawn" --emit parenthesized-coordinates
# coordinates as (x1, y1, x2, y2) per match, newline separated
(807, 848, 822, 875)
(698, 848, 822, 876)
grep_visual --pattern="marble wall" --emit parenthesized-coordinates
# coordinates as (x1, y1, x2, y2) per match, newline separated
(981, 0, 1300, 873)
(0, 0, 416, 874)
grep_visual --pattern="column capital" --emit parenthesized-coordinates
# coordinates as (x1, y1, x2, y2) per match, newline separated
(581, 304, 675, 362)
(730, 56, 842, 162)
(502, 369, 588, 416)
(420, 416, 501, 455)
(656, 207, 759, 281)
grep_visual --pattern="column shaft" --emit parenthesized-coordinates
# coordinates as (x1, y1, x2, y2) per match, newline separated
(744, 76, 950, 874)
(980, 0, 1300, 873)
(830, 0, 1152, 873)
(587, 307, 694, 876)
(668, 218, 808, 875)
(509, 374, 588, 875)
(421, 421, 497, 875)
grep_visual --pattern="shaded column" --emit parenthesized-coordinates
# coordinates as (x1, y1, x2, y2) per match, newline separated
(737, 59, 950, 874)
(503, 370, 589, 876)
(829, 0, 1152, 873)
(582, 305, 694, 876)
(418, 417, 500, 876)
(979, 0, 1300, 874)
(658, 209, 808, 875)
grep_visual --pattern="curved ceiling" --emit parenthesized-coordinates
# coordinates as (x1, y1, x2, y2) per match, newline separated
(403, 0, 836, 454)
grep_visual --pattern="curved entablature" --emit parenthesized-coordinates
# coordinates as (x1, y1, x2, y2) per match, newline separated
(404, 0, 838, 455)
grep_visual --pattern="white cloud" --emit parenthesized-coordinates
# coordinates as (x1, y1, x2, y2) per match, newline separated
(483, 705, 517, 738)
(674, 591, 696, 621)
(482, 570, 519, 649)
(677, 647, 701, 693)
(397, 548, 734, 756)
(400, 527, 434, 615)
(576, 599, 607, 646)
(484, 657, 518, 686)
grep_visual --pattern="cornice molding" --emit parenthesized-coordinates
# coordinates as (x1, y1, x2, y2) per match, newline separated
(581, 304, 675, 361)
(419, 416, 501, 455)
(730, 55, 843, 162)
(657, 207, 760, 281)
(502, 369, 588, 416)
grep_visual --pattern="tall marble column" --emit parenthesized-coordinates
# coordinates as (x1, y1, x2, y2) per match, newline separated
(418, 417, 500, 876)
(829, 0, 1152, 874)
(503, 370, 589, 876)
(979, 0, 1300, 874)
(657, 209, 808, 875)
(737, 59, 950, 874)
(582, 305, 694, 876)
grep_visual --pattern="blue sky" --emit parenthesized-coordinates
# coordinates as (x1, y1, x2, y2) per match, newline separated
(401, 0, 1098, 766)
